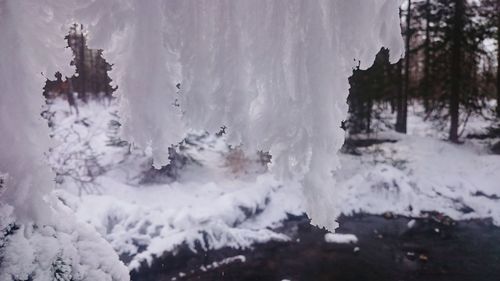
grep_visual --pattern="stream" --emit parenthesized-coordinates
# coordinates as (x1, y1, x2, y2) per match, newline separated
(132, 214, 500, 281)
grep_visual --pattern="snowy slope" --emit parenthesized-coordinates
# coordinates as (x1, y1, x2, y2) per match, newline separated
(337, 133, 500, 224)
(338, 102, 500, 224)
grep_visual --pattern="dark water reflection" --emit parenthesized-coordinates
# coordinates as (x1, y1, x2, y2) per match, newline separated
(133, 214, 500, 281)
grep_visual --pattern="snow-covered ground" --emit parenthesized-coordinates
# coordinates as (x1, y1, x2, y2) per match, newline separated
(338, 100, 500, 224)
(46, 99, 304, 270)
(44, 98, 500, 272)
(337, 132, 500, 224)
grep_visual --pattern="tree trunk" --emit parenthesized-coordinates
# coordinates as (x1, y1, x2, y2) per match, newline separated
(449, 0, 464, 143)
(396, 2, 410, 134)
(423, 0, 431, 112)
(79, 24, 87, 102)
(396, 59, 405, 132)
(496, 0, 500, 117)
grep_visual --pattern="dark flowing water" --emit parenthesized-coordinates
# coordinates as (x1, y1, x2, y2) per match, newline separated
(132, 214, 500, 281)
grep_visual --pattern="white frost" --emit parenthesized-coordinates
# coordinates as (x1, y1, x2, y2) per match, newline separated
(1, 1, 403, 279)
(0, 0, 73, 223)
(77, 0, 404, 230)
(0, 200, 129, 281)
(1, 0, 405, 230)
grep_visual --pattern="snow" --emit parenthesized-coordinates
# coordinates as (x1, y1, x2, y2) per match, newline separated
(47, 99, 304, 270)
(56, 175, 301, 270)
(5, 0, 499, 279)
(407, 219, 417, 228)
(337, 134, 500, 225)
(324, 233, 358, 244)
(199, 255, 246, 272)
(0, 199, 129, 281)
(39, 99, 500, 274)
(3, 94, 499, 278)
(337, 102, 500, 225)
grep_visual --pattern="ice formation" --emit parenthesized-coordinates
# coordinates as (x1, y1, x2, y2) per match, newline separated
(78, 0, 404, 229)
(0, 0, 403, 230)
(0, 2, 403, 278)
(1, 0, 403, 279)
(0, 0, 74, 223)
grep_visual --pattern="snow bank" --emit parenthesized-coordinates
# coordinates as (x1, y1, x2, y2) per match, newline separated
(60, 176, 296, 270)
(44, 100, 303, 270)
(338, 132, 500, 225)
(57, 174, 303, 270)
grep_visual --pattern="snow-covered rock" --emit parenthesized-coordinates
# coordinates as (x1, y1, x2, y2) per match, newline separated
(324, 233, 358, 244)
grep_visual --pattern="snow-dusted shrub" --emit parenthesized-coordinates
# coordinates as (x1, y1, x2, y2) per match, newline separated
(44, 100, 117, 196)
(0, 202, 129, 281)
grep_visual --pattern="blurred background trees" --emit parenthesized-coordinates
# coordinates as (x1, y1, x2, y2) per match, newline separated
(346, 0, 500, 143)
(43, 23, 115, 103)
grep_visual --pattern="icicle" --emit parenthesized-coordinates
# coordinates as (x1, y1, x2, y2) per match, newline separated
(81, 0, 404, 229)
(0, 0, 73, 222)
